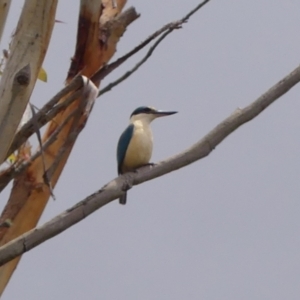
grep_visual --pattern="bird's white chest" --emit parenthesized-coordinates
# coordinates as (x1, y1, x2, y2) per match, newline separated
(123, 121, 153, 171)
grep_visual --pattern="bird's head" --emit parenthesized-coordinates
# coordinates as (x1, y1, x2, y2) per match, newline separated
(129, 106, 177, 124)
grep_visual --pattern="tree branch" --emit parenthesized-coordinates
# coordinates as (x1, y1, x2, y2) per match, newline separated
(98, 30, 173, 96)
(0, 63, 299, 267)
(92, 0, 212, 84)
(0, 109, 78, 192)
(7, 76, 84, 160)
(44, 77, 99, 181)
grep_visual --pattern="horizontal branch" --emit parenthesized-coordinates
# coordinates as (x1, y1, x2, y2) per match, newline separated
(0, 63, 299, 266)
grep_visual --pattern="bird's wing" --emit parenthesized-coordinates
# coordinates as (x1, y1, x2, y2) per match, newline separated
(117, 124, 134, 174)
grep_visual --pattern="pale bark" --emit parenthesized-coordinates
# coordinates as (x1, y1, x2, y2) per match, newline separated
(0, 0, 57, 165)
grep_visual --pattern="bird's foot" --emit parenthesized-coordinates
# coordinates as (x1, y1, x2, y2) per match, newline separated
(144, 162, 155, 167)
(134, 163, 155, 173)
(121, 173, 133, 191)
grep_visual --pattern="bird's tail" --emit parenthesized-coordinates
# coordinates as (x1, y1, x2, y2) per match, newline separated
(119, 192, 127, 205)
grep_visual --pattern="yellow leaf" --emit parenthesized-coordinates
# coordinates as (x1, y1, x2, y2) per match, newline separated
(38, 67, 47, 82)
(7, 153, 17, 164)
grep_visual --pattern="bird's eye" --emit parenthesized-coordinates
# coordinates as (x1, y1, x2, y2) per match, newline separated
(143, 107, 152, 113)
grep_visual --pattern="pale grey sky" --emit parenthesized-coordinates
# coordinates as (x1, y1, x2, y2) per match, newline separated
(1, 0, 300, 299)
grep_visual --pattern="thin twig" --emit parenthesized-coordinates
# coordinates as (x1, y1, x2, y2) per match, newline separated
(44, 99, 86, 181)
(29, 104, 55, 200)
(93, 0, 211, 83)
(99, 30, 171, 96)
(44, 79, 95, 181)
(0, 110, 78, 192)
(97, 0, 212, 95)
(8, 77, 83, 157)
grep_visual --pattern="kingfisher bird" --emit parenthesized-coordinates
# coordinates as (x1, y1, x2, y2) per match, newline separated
(117, 106, 178, 205)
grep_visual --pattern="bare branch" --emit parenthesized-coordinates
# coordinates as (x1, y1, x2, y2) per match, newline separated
(92, 0, 212, 84)
(44, 78, 99, 181)
(7, 76, 84, 160)
(99, 30, 172, 96)
(0, 63, 299, 266)
(0, 110, 78, 192)
(29, 104, 56, 200)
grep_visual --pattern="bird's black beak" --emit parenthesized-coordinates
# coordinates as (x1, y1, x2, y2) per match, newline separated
(154, 110, 178, 117)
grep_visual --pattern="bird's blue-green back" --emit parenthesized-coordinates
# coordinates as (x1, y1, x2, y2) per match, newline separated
(117, 124, 134, 174)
